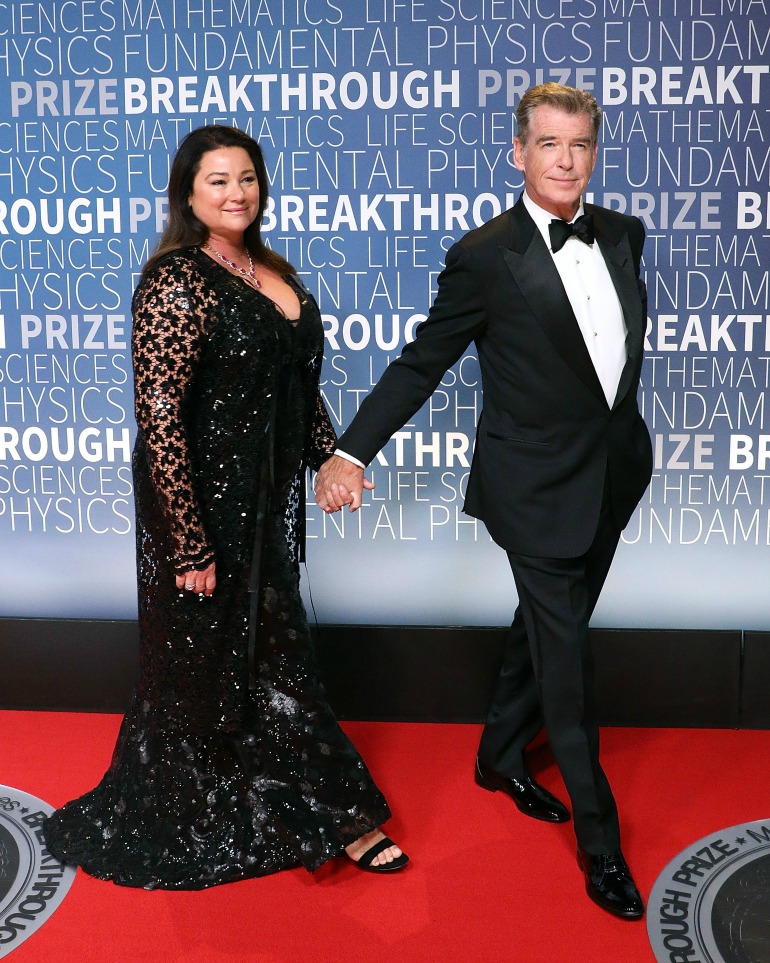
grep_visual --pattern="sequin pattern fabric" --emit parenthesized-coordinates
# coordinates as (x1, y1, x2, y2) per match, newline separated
(44, 248, 390, 889)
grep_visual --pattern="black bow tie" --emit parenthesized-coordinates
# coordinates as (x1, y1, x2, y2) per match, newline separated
(548, 213, 594, 253)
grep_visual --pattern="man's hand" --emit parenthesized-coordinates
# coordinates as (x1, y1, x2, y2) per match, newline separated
(314, 454, 374, 513)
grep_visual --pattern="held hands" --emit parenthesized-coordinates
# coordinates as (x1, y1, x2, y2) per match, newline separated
(314, 454, 374, 513)
(176, 560, 216, 596)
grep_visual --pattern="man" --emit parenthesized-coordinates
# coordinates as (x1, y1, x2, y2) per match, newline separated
(314, 83, 652, 920)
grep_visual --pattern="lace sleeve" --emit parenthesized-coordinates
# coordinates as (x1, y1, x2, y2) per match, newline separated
(132, 255, 217, 574)
(308, 391, 337, 471)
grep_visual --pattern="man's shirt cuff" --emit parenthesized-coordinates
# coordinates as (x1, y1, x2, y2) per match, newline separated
(334, 449, 366, 469)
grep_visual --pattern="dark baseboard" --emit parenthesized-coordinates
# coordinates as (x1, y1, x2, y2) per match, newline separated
(0, 618, 140, 714)
(739, 632, 770, 728)
(313, 625, 744, 728)
(591, 628, 741, 728)
(0, 617, 756, 727)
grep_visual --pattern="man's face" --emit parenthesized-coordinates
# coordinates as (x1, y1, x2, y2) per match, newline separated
(513, 105, 598, 221)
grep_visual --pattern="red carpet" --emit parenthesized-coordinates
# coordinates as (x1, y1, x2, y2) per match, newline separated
(2, 711, 767, 963)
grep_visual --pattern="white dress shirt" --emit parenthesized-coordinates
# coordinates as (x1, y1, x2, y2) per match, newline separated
(522, 192, 627, 407)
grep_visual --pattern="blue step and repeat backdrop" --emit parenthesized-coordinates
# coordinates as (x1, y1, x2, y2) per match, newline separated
(0, 0, 768, 629)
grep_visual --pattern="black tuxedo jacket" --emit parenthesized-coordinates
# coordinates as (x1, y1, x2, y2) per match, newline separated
(338, 196, 653, 558)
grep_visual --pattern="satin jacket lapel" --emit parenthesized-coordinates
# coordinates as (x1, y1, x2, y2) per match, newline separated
(500, 201, 606, 404)
(590, 207, 646, 410)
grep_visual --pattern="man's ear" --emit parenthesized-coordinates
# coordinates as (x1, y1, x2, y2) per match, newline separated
(512, 137, 526, 172)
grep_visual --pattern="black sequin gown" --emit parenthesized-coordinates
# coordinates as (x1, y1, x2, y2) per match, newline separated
(44, 248, 391, 889)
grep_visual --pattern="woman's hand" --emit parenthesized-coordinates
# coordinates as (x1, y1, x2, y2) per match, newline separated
(176, 561, 216, 596)
(314, 455, 374, 513)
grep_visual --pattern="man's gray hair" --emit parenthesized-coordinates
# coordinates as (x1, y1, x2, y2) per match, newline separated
(515, 83, 602, 147)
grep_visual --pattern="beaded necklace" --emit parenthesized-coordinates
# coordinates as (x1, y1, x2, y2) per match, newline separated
(203, 243, 262, 288)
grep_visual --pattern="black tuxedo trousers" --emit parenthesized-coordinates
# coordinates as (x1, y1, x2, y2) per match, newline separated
(477, 473, 622, 854)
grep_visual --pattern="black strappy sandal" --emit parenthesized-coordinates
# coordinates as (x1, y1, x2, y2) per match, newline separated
(351, 837, 409, 874)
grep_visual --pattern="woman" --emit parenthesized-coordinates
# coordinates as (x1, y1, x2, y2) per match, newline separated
(44, 125, 407, 888)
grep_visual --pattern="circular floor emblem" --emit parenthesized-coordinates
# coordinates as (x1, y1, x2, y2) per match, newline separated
(0, 785, 76, 958)
(648, 819, 770, 963)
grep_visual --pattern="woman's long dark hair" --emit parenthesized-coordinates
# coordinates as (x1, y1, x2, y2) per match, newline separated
(143, 125, 294, 276)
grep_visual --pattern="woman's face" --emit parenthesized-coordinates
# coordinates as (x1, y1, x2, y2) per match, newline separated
(188, 146, 260, 244)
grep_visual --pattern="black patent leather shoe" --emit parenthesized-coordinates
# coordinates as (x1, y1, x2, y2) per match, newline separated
(474, 757, 570, 823)
(577, 847, 644, 920)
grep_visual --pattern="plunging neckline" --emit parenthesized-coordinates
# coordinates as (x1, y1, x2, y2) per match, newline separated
(202, 249, 303, 324)
(251, 275, 303, 325)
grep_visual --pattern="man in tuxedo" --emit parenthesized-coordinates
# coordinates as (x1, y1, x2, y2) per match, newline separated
(314, 83, 652, 919)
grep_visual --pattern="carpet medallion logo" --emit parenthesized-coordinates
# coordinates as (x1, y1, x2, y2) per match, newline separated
(648, 819, 770, 963)
(0, 785, 76, 958)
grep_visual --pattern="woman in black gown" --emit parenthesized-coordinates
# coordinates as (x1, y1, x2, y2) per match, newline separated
(44, 125, 407, 888)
